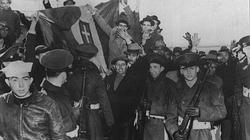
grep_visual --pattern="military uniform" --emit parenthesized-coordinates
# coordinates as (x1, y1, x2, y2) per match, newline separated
(170, 52, 227, 140)
(142, 54, 178, 140)
(234, 35, 250, 140)
(40, 49, 78, 138)
(0, 61, 66, 140)
(66, 44, 114, 140)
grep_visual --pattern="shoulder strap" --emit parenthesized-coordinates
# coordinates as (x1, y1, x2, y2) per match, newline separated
(79, 67, 86, 108)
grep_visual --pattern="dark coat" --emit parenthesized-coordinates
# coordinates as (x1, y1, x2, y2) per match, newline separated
(171, 79, 227, 140)
(42, 80, 77, 133)
(0, 8, 21, 46)
(234, 61, 250, 140)
(141, 32, 163, 54)
(105, 72, 143, 123)
(66, 59, 114, 140)
(143, 73, 178, 140)
(0, 91, 66, 140)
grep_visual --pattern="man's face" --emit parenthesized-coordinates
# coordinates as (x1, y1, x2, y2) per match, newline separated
(180, 66, 199, 81)
(218, 51, 229, 64)
(117, 22, 128, 31)
(142, 21, 152, 33)
(115, 60, 127, 75)
(0, 0, 11, 9)
(6, 72, 33, 99)
(208, 62, 217, 75)
(149, 63, 164, 79)
(0, 26, 8, 38)
(243, 46, 250, 63)
(127, 53, 139, 64)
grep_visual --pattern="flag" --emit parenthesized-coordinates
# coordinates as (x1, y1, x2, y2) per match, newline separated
(38, 5, 108, 72)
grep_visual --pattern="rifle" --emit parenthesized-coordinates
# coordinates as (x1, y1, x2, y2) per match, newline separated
(134, 98, 152, 140)
(232, 95, 241, 140)
(77, 66, 89, 138)
(176, 63, 211, 139)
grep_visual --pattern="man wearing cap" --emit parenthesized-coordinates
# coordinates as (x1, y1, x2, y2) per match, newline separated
(0, 60, 66, 140)
(40, 49, 79, 139)
(0, 44, 22, 95)
(66, 43, 114, 140)
(140, 53, 177, 140)
(216, 46, 237, 140)
(171, 52, 226, 140)
(234, 35, 250, 140)
(105, 55, 142, 140)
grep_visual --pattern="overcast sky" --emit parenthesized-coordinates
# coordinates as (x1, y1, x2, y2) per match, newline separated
(11, 0, 250, 47)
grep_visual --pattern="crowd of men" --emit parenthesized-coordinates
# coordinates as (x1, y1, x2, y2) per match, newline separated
(0, 0, 250, 140)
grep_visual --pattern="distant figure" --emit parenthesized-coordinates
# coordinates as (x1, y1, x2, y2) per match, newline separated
(0, 0, 21, 45)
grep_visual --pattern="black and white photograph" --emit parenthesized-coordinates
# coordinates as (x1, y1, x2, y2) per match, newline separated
(0, 0, 249, 140)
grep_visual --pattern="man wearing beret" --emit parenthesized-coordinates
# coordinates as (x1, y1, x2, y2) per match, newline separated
(0, 60, 66, 140)
(140, 54, 177, 140)
(172, 52, 227, 140)
(234, 35, 250, 140)
(105, 55, 142, 140)
(66, 43, 114, 140)
(40, 49, 79, 139)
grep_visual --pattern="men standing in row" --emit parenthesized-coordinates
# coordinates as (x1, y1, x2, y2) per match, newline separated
(173, 52, 227, 140)
(0, 61, 66, 139)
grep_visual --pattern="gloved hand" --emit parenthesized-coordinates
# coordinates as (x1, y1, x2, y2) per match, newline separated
(173, 131, 187, 140)
(185, 106, 200, 117)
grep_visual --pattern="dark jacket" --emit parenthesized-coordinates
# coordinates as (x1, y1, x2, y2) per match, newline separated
(176, 79, 227, 122)
(143, 73, 178, 140)
(0, 91, 66, 140)
(105, 72, 143, 123)
(42, 80, 77, 133)
(0, 8, 21, 46)
(141, 32, 163, 54)
(66, 59, 114, 140)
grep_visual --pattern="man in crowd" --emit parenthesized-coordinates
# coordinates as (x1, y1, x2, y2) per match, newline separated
(105, 55, 142, 140)
(140, 16, 163, 55)
(234, 35, 250, 140)
(172, 52, 227, 140)
(88, 4, 133, 68)
(0, 60, 66, 139)
(142, 53, 177, 140)
(216, 46, 237, 140)
(40, 49, 79, 139)
(0, 22, 10, 52)
(66, 43, 114, 140)
(0, 0, 20, 46)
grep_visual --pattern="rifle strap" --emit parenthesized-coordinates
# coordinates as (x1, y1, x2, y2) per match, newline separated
(79, 67, 86, 106)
